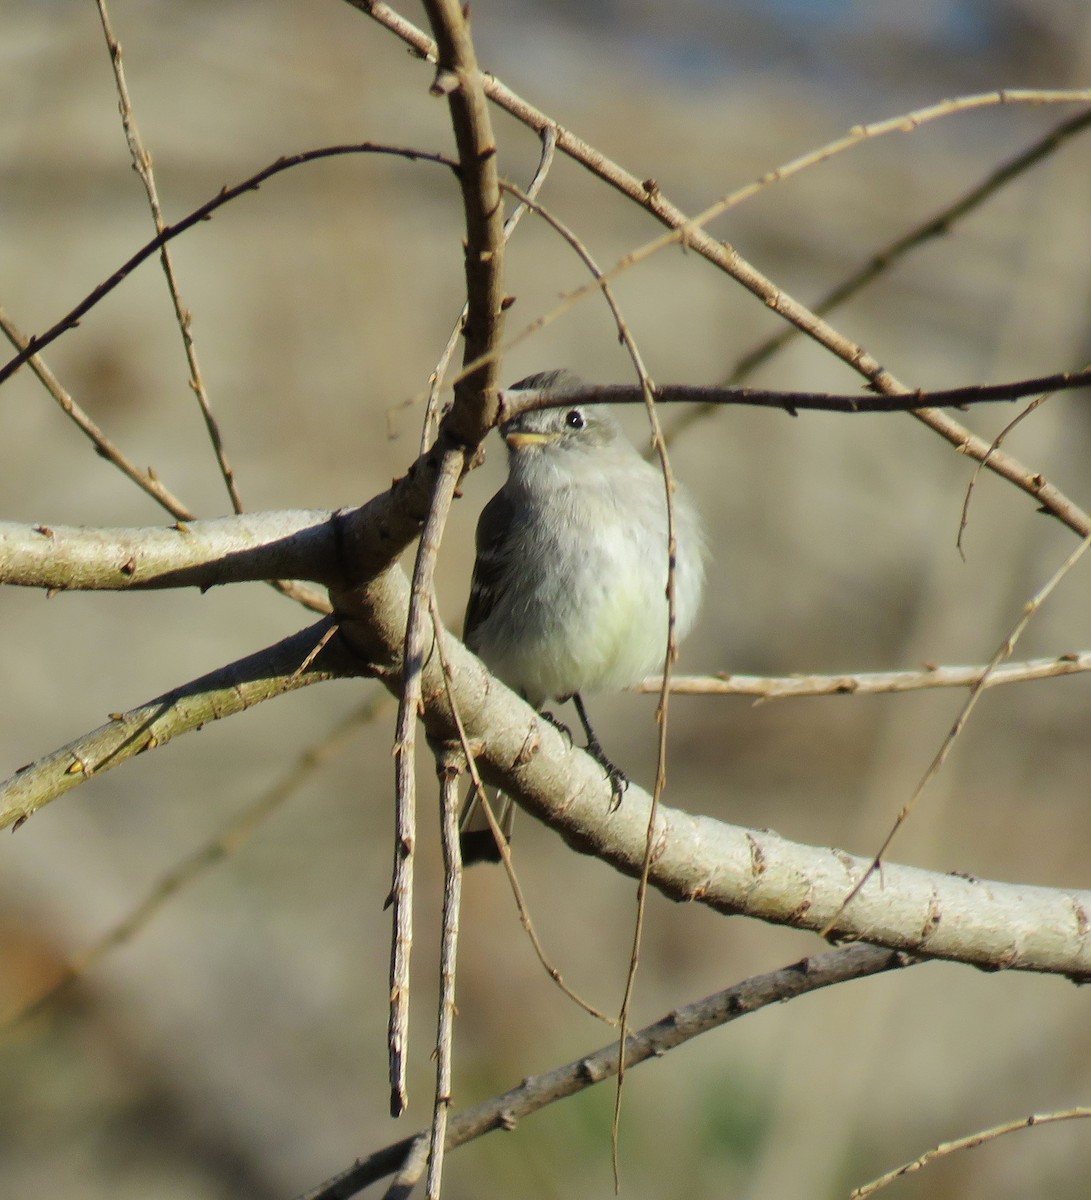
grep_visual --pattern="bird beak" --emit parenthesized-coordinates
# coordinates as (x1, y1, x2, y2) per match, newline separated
(503, 430, 555, 449)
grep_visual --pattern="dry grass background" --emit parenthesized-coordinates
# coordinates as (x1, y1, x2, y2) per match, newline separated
(2, 1, 1091, 1197)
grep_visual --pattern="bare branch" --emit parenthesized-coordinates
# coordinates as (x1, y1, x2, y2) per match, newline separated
(421, 0, 507, 442)
(0, 512, 339, 592)
(636, 654, 1091, 698)
(958, 389, 1057, 556)
(380, 1137, 429, 1200)
(296, 942, 910, 1200)
(3, 693, 388, 1026)
(384, 0, 508, 1117)
(852, 1108, 1091, 1198)
(0, 143, 460, 390)
(427, 742, 463, 1199)
(331, 565, 1091, 980)
(93, 0, 244, 514)
(497, 370, 1091, 419)
(8, 542, 1089, 979)
(0, 618, 355, 831)
(348, 3, 1091, 543)
(388, 452, 462, 1117)
(409, 126, 556, 449)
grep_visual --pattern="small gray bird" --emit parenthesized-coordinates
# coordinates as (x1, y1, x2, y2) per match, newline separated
(460, 369, 706, 863)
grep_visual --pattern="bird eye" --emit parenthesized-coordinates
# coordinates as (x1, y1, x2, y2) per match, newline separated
(564, 409, 584, 430)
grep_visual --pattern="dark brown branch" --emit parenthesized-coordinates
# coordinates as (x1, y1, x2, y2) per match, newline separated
(0, 143, 459, 390)
(498, 370, 1091, 419)
(422, 0, 507, 443)
(296, 943, 911, 1200)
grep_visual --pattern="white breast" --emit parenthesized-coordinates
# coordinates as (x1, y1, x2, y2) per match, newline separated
(474, 457, 704, 706)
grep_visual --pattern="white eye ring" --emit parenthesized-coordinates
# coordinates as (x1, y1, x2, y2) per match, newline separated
(564, 409, 584, 430)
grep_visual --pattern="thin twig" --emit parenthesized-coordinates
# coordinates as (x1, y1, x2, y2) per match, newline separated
(711, 105, 1091, 395)
(824, 530, 1091, 934)
(93, 0, 243, 513)
(495, 371, 1091, 416)
(0, 306, 194, 517)
(957, 393, 1050, 557)
(3, 693, 387, 1028)
(0, 142, 460, 390)
(384, 0, 508, 1120)
(852, 1107, 1091, 1199)
(957, 363, 1089, 557)
(407, 125, 557, 450)
(635, 653, 1091, 698)
(427, 742, 463, 1199)
(428, 596, 615, 1024)
(604, 359, 674, 1193)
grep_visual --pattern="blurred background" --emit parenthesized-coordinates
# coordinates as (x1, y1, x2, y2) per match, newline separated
(2, 1, 1091, 1197)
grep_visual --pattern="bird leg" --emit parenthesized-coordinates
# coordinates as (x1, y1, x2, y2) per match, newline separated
(571, 693, 628, 809)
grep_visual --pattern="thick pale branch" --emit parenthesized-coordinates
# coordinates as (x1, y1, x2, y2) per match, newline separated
(0, 512, 339, 591)
(6, 545, 1089, 976)
(12, 357, 1086, 593)
(332, 565, 1091, 981)
(0, 619, 356, 830)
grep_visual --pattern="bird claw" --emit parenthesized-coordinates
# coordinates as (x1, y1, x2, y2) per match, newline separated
(582, 735, 628, 809)
(605, 764, 629, 811)
(539, 709, 574, 746)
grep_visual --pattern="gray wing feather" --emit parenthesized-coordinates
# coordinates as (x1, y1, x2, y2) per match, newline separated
(463, 485, 516, 649)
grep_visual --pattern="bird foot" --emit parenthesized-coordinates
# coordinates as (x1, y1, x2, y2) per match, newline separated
(539, 709, 574, 746)
(583, 735, 629, 810)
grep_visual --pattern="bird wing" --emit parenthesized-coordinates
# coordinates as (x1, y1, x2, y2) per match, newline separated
(463, 485, 517, 649)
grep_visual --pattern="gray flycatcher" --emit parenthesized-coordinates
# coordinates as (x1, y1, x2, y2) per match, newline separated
(459, 369, 706, 863)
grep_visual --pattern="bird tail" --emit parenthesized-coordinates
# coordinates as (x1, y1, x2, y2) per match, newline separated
(459, 789, 515, 865)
